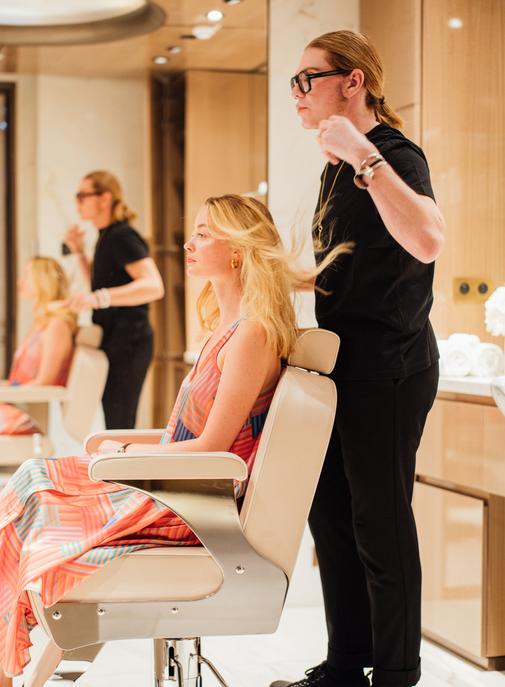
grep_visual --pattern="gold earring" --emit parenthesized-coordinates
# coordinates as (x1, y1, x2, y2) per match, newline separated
(231, 256, 239, 269)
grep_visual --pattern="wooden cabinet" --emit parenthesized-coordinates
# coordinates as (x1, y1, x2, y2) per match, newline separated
(416, 397, 505, 668)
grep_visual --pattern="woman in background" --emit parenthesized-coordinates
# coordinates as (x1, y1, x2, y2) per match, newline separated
(0, 257, 76, 435)
(0, 194, 347, 684)
(64, 170, 164, 429)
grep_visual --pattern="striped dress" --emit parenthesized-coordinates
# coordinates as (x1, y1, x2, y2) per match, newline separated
(0, 324, 73, 435)
(0, 320, 276, 677)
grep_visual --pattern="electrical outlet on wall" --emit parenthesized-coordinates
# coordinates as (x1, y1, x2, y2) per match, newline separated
(453, 277, 494, 303)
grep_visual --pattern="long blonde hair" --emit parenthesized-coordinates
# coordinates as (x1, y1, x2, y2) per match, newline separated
(29, 257, 77, 333)
(196, 194, 352, 358)
(85, 170, 137, 224)
(307, 30, 403, 130)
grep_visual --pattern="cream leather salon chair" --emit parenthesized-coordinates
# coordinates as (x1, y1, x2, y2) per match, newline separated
(0, 325, 108, 468)
(24, 328, 339, 687)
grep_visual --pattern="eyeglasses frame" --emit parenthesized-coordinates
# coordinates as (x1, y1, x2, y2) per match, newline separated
(75, 191, 103, 202)
(290, 68, 349, 94)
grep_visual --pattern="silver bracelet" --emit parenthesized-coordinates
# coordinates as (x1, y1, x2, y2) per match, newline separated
(93, 288, 111, 309)
(353, 154, 388, 190)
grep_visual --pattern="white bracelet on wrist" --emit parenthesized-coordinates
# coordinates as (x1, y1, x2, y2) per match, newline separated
(93, 288, 111, 309)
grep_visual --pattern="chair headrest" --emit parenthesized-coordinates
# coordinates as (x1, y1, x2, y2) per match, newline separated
(75, 324, 103, 349)
(287, 328, 339, 374)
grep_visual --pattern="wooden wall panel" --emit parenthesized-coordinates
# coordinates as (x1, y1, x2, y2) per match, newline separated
(414, 482, 484, 656)
(417, 398, 505, 498)
(184, 71, 267, 351)
(361, 0, 421, 141)
(422, 0, 505, 341)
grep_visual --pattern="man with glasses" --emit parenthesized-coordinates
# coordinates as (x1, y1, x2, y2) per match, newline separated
(271, 30, 444, 687)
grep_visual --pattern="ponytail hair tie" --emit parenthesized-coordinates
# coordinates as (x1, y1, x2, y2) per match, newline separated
(378, 96, 385, 105)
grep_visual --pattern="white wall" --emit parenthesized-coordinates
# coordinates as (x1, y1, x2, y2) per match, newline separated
(268, 0, 360, 607)
(268, 0, 359, 329)
(36, 74, 150, 259)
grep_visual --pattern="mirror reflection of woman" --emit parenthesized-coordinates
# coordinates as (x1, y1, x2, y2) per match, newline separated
(0, 257, 76, 435)
(64, 171, 164, 429)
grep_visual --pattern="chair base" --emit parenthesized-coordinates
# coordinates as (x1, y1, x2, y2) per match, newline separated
(154, 637, 230, 687)
(23, 640, 102, 687)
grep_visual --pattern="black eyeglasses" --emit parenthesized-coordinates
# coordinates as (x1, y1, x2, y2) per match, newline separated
(290, 69, 349, 94)
(75, 191, 103, 202)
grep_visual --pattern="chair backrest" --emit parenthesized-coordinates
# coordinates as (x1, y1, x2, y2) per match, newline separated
(61, 325, 109, 442)
(240, 328, 339, 579)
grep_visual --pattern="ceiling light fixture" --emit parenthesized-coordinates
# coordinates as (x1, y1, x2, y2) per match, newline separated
(166, 45, 182, 54)
(448, 17, 463, 29)
(223, 0, 242, 4)
(0, 0, 165, 46)
(207, 9, 224, 22)
(192, 24, 220, 40)
(153, 55, 169, 65)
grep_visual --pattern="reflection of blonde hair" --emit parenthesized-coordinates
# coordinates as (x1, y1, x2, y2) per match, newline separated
(29, 257, 77, 333)
(307, 30, 403, 130)
(198, 194, 352, 358)
(85, 170, 137, 224)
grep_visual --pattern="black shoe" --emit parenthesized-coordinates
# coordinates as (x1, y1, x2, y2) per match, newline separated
(270, 661, 370, 687)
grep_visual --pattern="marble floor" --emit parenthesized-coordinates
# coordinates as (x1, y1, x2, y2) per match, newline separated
(16, 606, 505, 687)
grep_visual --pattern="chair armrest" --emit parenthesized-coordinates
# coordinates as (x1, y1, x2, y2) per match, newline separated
(0, 385, 68, 403)
(89, 450, 248, 482)
(84, 429, 166, 454)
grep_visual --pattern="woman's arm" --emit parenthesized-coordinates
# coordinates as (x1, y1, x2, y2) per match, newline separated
(66, 257, 165, 311)
(100, 321, 279, 455)
(23, 318, 73, 386)
(318, 115, 445, 264)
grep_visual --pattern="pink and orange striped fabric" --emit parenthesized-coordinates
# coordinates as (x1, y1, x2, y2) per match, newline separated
(0, 323, 73, 435)
(0, 320, 276, 676)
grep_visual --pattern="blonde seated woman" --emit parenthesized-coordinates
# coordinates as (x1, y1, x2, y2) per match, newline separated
(0, 195, 347, 685)
(0, 257, 77, 436)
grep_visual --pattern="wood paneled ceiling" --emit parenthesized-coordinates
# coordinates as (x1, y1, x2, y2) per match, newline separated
(0, 0, 267, 78)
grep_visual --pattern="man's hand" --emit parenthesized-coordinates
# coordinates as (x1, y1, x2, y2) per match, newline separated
(65, 291, 98, 312)
(64, 224, 86, 254)
(318, 115, 377, 169)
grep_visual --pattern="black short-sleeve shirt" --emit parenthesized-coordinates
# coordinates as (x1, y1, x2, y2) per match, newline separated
(314, 123, 439, 380)
(91, 220, 151, 334)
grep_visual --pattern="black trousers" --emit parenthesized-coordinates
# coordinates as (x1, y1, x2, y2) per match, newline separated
(309, 364, 438, 687)
(101, 326, 153, 429)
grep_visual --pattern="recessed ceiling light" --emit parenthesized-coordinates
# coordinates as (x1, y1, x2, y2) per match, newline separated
(448, 17, 463, 29)
(166, 45, 182, 54)
(192, 24, 219, 40)
(207, 9, 224, 22)
(223, 0, 242, 4)
(153, 55, 169, 65)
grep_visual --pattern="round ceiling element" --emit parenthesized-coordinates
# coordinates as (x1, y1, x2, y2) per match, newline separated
(0, 0, 165, 45)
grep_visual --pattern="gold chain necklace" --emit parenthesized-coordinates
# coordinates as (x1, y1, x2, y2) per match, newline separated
(317, 160, 345, 241)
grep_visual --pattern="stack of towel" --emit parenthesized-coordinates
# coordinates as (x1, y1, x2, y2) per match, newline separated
(438, 333, 504, 377)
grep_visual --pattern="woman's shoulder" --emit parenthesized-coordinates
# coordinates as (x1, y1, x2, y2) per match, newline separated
(43, 313, 76, 338)
(226, 319, 274, 359)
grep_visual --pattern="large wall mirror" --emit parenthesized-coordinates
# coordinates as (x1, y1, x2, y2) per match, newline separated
(0, 0, 267, 426)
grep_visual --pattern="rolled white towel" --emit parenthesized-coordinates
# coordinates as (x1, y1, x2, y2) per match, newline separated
(444, 333, 481, 377)
(470, 343, 504, 377)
